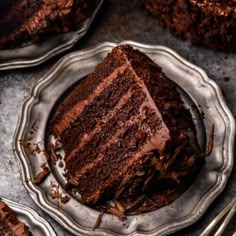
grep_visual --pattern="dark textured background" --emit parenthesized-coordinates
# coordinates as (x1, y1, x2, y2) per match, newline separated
(0, 1, 235, 235)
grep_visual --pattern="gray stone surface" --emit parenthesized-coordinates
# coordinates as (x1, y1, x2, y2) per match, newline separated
(0, 0, 235, 235)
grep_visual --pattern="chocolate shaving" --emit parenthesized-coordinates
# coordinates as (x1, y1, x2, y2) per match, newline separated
(34, 144, 41, 154)
(51, 148, 58, 164)
(165, 139, 188, 171)
(113, 199, 125, 213)
(131, 203, 156, 214)
(58, 161, 64, 168)
(106, 207, 126, 221)
(93, 211, 104, 231)
(50, 191, 60, 199)
(34, 166, 50, 185)
(40, 162, 47, 169)
(147, 197, 162, 207)
(206, 124, 214, 156)
(135, 171, 145, 176)
(68, 177, 80, 186)
(115, 173, 132, 199)
(43, 150, 50, 161)
(142, 170, 156, 192)
(60, 195, 71, 204)
(126, 195, 146, 213)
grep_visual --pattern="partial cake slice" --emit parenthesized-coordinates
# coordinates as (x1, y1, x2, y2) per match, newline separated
(137, 0, 236, 51)
(0, 200, 30, 236)
(0, 0, 99, 49)
(50, 45, 202, 212)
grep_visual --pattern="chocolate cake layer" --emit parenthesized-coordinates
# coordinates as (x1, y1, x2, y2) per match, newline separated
(65, 90, 146, 172)
(75, 110, 167, 205)
(120, 45, 195, 140)
(0, 200, 30, 236)
(50, 45, 202, 213)
(52, 49, 126, 123)
(63, 69, 154, 157)
(0, 0, 99, 49)
(138, 0, 236, 50)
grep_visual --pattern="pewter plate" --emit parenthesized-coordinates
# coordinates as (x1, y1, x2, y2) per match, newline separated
(1, 197, 56, 236)
(13, 41, 235, 236)
(0, 0, 103, 70)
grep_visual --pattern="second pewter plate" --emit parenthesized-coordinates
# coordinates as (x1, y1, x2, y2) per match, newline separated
(1, 197, 56, 236)
(0, 0, 103, 70)
(13, 41, 235, 235)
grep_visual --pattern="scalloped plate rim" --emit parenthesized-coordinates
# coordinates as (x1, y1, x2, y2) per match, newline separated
(13, 41, 235, 236)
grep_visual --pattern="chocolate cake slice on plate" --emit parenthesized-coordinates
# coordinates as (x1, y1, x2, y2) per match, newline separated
(0, 200, 30, 236)
(49, 45, 204, 214)
(0, 0, 99, 49)
(137, 0, 236, 50)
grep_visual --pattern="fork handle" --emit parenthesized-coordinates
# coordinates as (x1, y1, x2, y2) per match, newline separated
(214, 199, 236, 236)
(199, 196, 236, 236)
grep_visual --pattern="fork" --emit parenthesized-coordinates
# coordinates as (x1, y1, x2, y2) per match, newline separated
(200, 196, 236, 236)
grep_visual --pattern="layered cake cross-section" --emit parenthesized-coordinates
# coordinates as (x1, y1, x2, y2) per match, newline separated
(0, 200, 30, 236)
(49, 45, 203, 214)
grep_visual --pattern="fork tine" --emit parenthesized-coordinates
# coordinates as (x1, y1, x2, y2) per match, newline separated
(199, 196, 236, 236)
(214, 198, 236, 236)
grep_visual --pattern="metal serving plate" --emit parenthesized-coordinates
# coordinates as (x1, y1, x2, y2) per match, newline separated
(13, 41, 235, 236)
(0, 0, 103, 70)
(1, 197, 56, 236)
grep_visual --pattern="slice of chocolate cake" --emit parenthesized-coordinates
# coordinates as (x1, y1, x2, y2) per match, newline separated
(0, 200, 30, 236)
(138, 0, 236, 51)
(0, 0, 99, 49)
(49, 45, 203, 213)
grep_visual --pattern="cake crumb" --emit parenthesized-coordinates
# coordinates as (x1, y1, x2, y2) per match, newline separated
(93, 211, 104, 231)
(106, 207, 126, 221)
(50, 181, 59, 189)
(58, 161, 64, 168)
(60, 195, 71, 204)
(34, 164, 50, 185)
(19, 139, 43, 157)
(50, 190, 60, 199)
(49, 182, 70, 204)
